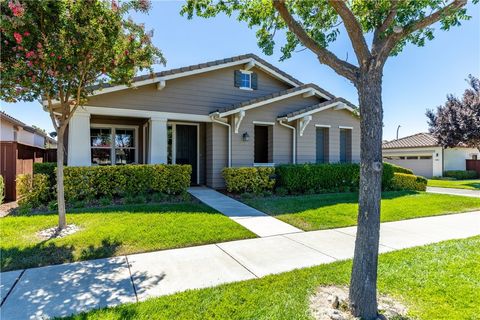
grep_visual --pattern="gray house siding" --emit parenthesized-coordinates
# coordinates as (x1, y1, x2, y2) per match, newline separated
(206, 122, 228, 188)
(297, 108, 360, 163)
(87, 66, 292, 115)
(230, 95, 320, 166)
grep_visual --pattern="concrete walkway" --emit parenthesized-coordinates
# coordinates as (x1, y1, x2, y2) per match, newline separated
(427, 186, 480, 198)
(188, 186, 303, 237)
(1, 211, 479, 319)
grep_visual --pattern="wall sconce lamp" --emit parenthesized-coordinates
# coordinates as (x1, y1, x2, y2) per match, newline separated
(242, 132, 250, 142)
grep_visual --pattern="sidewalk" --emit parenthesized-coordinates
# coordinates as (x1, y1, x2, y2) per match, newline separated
(427, 186, 480, 198)
(1, 211, 479, 319)
(188, 186, 303, 237)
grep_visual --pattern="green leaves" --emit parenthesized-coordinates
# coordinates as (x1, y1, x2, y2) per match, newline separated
(0, 0, 164, 105)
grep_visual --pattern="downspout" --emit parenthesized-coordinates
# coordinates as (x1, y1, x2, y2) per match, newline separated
(210, 112, 232, 167)
(278, 119, 296, 164)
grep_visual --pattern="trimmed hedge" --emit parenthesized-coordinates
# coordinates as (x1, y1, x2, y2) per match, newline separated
(444, 170, 478, 180)
(389, 163, 414, 175)
(64, 164, 191, 201)
(223, 167, 275, 194)
(275, 163, 397, 194)
(16, 174, 50, 207)
(391, 172, 427, 191)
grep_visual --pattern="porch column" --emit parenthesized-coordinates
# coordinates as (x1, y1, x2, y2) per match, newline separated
(68, 110, 91, 166)
(149, 117, 168, 164)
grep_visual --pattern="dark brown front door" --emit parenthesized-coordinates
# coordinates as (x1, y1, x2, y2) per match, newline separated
(175, 125, 197, 184)
(254, 125, 269, 163)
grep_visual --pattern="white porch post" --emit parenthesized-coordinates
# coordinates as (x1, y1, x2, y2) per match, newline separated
(67, 110, 91, 166)
(149, 117, 168, 164)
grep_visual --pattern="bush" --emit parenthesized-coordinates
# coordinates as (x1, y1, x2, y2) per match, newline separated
(391, 173, 427, 191)
(64, 164, 191, 202)
(0, 175, 4, 204)
(33, 162, 56, 182)
(222, 167, 275, 194)
(444, 170, 478, 180)
(16, 174, 51, 208)
(276, 162, 402, 194)
(389, 163, 414, 175)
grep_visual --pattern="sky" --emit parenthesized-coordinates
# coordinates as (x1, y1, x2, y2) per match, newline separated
(1, 1, 479, 141)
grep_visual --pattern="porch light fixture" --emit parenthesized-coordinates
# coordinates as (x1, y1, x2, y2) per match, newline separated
(242, 132, 250, 142)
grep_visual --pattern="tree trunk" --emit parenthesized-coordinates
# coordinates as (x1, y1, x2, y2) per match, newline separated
(349, 70, 383, 320)
(56, 127, 67, 229)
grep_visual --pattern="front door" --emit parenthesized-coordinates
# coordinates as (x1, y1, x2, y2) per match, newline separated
(175, 124, 198, 184)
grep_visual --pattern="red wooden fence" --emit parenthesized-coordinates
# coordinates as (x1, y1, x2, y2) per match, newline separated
(466, 160, 480, 176)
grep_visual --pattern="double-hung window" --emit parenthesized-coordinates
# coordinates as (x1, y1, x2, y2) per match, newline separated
(91, 127, 136, 165)
(240, 71, 251, 89)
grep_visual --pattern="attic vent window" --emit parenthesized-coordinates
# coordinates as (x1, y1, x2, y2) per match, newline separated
(234, 70, 258, 90)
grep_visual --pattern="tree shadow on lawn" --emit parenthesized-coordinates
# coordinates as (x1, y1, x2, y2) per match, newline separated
(256, 191, 420, 216)
(463, 182, 480, 189)
(1, 238, 122, 272)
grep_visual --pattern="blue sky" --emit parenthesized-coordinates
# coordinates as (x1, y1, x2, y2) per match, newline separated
(1, 1, 479, 141)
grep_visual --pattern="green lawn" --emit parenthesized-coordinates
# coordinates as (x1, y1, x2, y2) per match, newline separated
(428, 179, 480, 190)
(243, 191, 480, 231)
(66, 236, 480, 320)
(0, 203, 256, 271)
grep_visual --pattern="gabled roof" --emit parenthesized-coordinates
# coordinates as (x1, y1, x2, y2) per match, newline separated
(211, 83, 336, 117)
(382, 133, 439, 149)
(90, 53, 304, 96)
(0, 111, 57, 144)
(278, 97, 357, 121)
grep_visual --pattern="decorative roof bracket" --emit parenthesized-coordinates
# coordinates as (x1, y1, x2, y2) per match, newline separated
(299, 115, 312, 137)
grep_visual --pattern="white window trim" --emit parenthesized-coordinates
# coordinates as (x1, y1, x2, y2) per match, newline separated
(90, 123, 139, 165)
(168, 122, 200, 185)
(315, 124, 331, 128)
(253, 163, 275, 167)
(252, 121, 275, 126)
(239, 70, 253, 91)
(339, 126, 354, 129)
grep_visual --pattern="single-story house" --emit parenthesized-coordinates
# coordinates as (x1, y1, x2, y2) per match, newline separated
(53, 54, 360, 188)
(382, 132, 479, 178)
(1, 111, 57, 201)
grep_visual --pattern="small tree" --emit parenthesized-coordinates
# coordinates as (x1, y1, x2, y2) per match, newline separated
(1, 0, 164, 229)
(427, 75, 480, 152)
(181, 0, 474, 318)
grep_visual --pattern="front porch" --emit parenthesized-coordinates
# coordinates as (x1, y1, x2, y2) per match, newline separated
(67, 109, 209, 185)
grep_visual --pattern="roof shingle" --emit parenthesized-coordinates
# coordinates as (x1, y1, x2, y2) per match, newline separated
(382, 133, 439, 149)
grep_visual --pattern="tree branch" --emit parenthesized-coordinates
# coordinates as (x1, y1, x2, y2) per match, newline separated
(273, 0, 359, 83)
(372, 1, 399, 54)
(377, 0, 467, 64)
(328, 0, 371, 67)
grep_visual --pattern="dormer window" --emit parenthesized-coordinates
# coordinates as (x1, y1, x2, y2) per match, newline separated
(234, 70, 258, 90)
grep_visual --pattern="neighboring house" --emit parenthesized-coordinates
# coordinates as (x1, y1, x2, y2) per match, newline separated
(0, 111, 57, 201)
(382, 132, 479, 178)
(55, 54, 360, 188)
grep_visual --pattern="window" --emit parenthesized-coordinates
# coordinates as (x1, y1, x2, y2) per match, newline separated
(316, 127, 329, 163)
(473, 155, 478, 160)
(419, 156, 432, 159)
(339, 128, 352, 163)
(234, 70, 258, 90)
(240, 72, 251, 89)
(406, 156, 418, 160)
(91, 127, 136, 165)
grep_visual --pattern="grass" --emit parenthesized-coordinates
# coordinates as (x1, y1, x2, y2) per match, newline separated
(428, 179, 480, 190)
(65, 236, 480, 320)
(243, 191, 480, 231)
(0, 203, 256, 271)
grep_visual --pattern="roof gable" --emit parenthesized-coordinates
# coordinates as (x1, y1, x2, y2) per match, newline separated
(90, 54, 303, 97)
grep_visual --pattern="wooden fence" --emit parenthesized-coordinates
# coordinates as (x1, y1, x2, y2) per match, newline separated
(466, 160, 480, 176)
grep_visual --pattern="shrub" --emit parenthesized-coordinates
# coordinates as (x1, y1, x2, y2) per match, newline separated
(276, 162, 401, 194)
(444, 170, 478, 180)
(33, 162, 56, 183)
(0, 175, 4, 204)
(63, 164, 191, 202)
(222, 167, 275, 194)
(16, 174, 51, 208)
(391, 173, 427, 191)
(389, 163, 414, 175)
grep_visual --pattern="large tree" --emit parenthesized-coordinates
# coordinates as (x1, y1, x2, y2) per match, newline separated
(427, 75, 480, 151)
(181, 0, 474, 318)
(1, 0, 164, 229)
